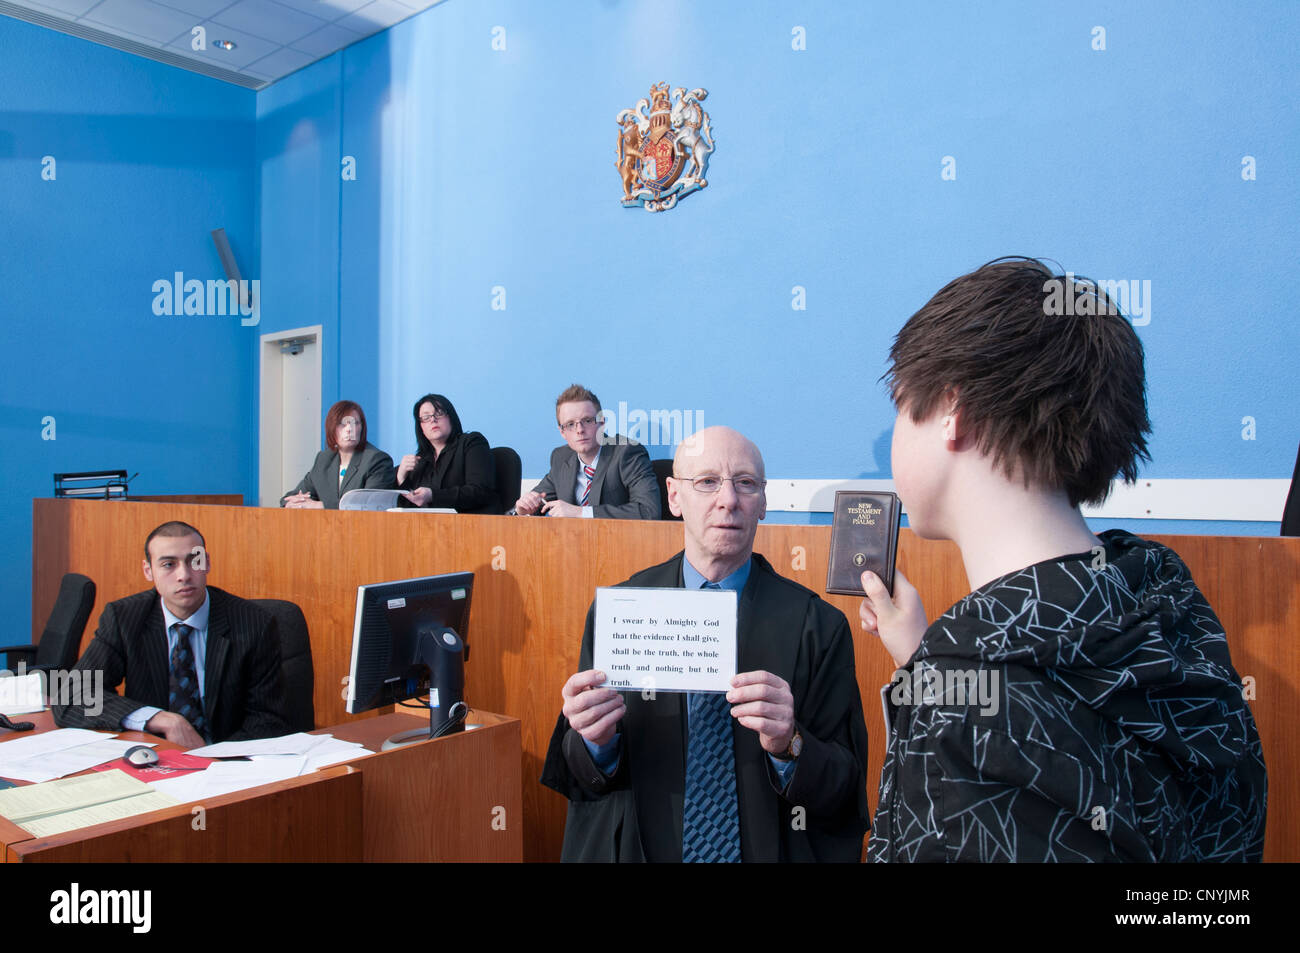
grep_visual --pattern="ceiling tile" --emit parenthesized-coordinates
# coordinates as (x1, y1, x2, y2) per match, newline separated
(273, 0, 370, 20)
(71, 18, 162, 45)
(81, 0, 198, 44)
(243, 44, 313, 79)
(18, 0, 100, 16)
(211, 0, 327, 46)
(163, 20, 278, 69)
(2, 0, 444, 88)
(336, 0, 414, 33)
(290, 21, 361, 57)
(151, 0, 239, 17)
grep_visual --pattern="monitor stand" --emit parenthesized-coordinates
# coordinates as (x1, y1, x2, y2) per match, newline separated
(381, 626, 465, 750)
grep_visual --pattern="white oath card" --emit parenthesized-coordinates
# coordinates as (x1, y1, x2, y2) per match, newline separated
(592, 587, 737, 694)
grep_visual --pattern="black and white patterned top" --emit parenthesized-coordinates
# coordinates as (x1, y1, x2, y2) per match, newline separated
(868, 530, 1267, 862)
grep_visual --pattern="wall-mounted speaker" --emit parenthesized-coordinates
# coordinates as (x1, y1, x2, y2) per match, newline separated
(211, 227, 251, 310)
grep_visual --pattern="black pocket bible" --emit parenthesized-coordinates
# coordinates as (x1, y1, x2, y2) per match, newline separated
(825, 490, 901, 596)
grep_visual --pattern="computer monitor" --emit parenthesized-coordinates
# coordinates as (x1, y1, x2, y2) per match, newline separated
(345, 571, 472, 747)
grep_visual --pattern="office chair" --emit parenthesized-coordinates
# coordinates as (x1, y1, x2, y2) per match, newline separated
(0, 573, 96, 673)
(1283, 440, 1299, 536)
(249, 599, 316, 732)
(491, 446, 523, 516)
(650, 458, 681, 521)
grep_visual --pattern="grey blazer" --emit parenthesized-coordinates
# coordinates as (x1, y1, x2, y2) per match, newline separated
(280, 442, 397, 509)
(531, 438, 661, 519)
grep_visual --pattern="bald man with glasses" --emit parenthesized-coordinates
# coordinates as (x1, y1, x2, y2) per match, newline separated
(514, 383, 660, 519)
(541, 426, 870, 862)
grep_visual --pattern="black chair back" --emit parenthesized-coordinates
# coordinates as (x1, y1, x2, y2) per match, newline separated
(249, 598, 316, 732)
(1283, 440, 1299, 536)
(650, 458, 681, 521)
(492, 446, 523, 516)
(38, 573, 97, 670)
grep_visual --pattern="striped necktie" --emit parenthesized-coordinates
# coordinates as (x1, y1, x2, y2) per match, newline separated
(579, 464, 596, 505)
(682, 581, 741, 862)
(168, 623, 207, 741)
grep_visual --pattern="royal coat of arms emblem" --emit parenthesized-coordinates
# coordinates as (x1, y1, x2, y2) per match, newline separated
(617, 83, 714, 212)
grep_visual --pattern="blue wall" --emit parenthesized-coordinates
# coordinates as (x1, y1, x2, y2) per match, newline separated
(3, 1, 1298, 637)
(0, 17, 257, 638)
(256, 0, 1299, 521)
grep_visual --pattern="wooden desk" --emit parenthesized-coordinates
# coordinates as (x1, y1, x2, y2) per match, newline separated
(1, 714, 362, 863)
(323, 711, 523, 862)
(0, 708, 522, 862)
(32, 499, 1299, 861)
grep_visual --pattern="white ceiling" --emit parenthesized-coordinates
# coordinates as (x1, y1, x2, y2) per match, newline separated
(0, 0, 445, 89)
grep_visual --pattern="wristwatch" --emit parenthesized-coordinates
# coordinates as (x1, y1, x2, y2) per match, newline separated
(773, 730, 802, 761)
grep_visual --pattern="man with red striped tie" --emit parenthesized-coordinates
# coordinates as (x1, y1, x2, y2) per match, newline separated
(514, 384, 661, 520)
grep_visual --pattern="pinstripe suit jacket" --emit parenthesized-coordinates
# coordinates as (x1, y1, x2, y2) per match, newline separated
(52, 587, 290, 742)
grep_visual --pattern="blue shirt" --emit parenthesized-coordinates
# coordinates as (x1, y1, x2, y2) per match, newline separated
(585, 557, 796, 787)
(122, 591, 210, 732)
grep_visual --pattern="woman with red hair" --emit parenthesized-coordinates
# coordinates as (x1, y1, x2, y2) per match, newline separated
(281, 400, 397, 508)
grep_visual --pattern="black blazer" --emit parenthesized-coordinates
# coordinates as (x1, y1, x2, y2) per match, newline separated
(540, 552, 870, 862)
(531, 439, 660, 519)
(52, 587, 290, 743)
(280, 442, 397, 509)
(398, 430, 500, 514)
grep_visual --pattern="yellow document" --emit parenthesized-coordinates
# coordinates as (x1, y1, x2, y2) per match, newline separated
(0, 769, 178, 835)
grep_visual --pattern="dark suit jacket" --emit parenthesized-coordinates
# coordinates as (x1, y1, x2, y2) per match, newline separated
(531, 439, 661, 519)
(540, 552, 870, 862)
(397, 430, 500, 514)
(52, 587, 290, 743)
(280, 442, 397, 509)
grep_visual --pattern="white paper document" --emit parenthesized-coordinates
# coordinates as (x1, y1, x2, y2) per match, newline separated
(3, 739, 148, 784)
(592, 587, 737, 694)
(147, 757, 309, 802)
(254, 735, 370, 773)
(0, 728, 110, 769)
(187, 732, 327, 759)
(0, 673, 45, 715)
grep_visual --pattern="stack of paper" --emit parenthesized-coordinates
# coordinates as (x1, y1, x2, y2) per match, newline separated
(188, 732, 329, 758)
(144, 732, 371, 802)
(0, 769, 179, 838)
(147, 758, 311, 803)
(0, 729, 148, 783)
(260, 734, 371, 773)
(0, 673, 44, 716)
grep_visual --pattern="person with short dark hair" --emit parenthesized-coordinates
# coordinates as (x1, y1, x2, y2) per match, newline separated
(861, 257, 1267, 862)
(54, 521, 290, 745)
(396, 393, 500, 513)
(281, 399, 396, 508)
(515, 384, 660, 519)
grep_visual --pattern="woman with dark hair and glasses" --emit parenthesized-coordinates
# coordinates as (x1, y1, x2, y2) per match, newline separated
(396, 393, 500, 513)
(282, 399, 397, 508)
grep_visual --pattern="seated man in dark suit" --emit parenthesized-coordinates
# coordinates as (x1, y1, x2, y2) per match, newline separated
(53, 521, 289, 746)
(514, 384, 661, 519)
